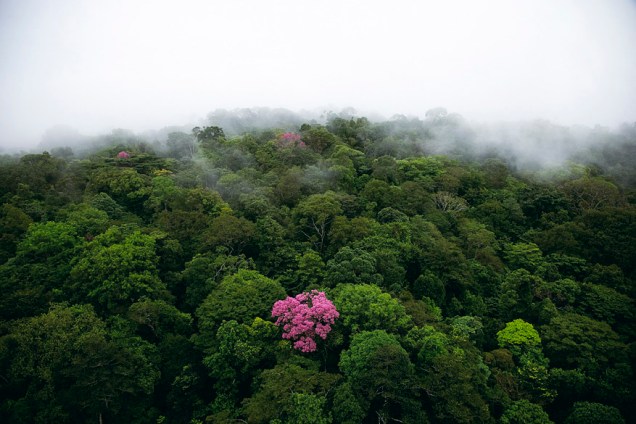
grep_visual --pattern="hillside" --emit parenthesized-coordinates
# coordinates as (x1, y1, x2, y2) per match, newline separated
(1, 114, 635, 423)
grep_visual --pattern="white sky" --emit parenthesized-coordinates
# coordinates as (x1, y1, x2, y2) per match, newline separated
(1, 0, 635, 148)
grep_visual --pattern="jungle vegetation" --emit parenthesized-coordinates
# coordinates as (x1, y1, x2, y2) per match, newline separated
(1, 111, 635, 423)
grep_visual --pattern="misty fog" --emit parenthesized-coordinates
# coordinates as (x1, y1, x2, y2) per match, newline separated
(1, 0, 635, 157)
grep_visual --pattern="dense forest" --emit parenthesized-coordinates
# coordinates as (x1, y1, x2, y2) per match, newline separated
(1, 110, 635, 423)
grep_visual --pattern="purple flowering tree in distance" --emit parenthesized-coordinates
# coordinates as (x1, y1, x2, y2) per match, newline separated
(272, 290, 339, 352)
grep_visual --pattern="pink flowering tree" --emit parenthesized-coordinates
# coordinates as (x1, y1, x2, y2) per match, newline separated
(277, 132, 306, 148)
(272, 290, 339, 352)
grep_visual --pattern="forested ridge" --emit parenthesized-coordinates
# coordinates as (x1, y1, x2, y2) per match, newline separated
(1, 112, 635, 423)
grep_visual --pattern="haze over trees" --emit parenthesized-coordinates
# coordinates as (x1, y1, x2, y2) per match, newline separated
(0, 110, 634, 423)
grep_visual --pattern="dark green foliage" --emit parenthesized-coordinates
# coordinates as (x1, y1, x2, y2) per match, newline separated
(564, 402, 625, 424)
(0, 305, 160, 423)
(180, 251, 254, 311)
(301, 125, 338, 153)
(0, 203, 32, 263)
(421, 347, 492, 423)
(201, 213, 256, 254)
(339, 330, 420, 422)
(1, 117, 635, 423)
(541, 313, 628, 373)
(241, 362, 340, 423)
(324, 247, 383, 287)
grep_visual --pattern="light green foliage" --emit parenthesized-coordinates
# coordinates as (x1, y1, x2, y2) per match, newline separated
(517, 351, 556, 402)
(15, 221, 80, 261)
(329, 143, 365, 170)
(500, 399, 553, 424)
(203, 318, 279, 383)
(333, 283, 411, 333)
(87, 167, 151, 212)
(286, 393, 332, 424)
(497, 319, 541, 357)
(0, 221, 82, 319)
(404, 325, 451, 366)
(180, 186, 230, 216)
(145, 175, 179, 213)
(328, 163, 356, 191)
(326, 116, 373, 150)
(196, 269, 286, 338)
(504, 242, 544, 271)
(57, 203, 110, 236)
(70, 225, 167, 313)
(396, 156, 444, 187)
(294, 250, 325, 290)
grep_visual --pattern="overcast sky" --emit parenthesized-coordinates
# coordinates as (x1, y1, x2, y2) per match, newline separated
(1, 0, 635, 149)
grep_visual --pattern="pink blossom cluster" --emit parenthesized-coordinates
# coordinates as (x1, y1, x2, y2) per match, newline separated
(272, 290, 339, 352)
(277, 132, 306, 148)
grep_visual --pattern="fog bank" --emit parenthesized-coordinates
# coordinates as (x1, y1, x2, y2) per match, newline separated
(1, 0, 635, 150)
